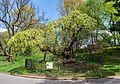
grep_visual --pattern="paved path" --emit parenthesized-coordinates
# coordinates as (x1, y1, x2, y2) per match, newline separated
(1, 73, 120, 84)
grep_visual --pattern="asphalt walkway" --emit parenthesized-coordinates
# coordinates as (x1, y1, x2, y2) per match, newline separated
(0, 73, 120, 84)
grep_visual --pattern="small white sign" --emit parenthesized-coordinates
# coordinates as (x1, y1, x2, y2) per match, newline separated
(46, 62, 53, 69)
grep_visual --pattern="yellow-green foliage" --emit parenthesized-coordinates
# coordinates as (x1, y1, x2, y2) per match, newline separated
(8, 29, 44, 53)
(47, 10, 97, 48)
(105, 1, 120, 22)
(8, 10, 97, 54)
(48, 10, 97, 35)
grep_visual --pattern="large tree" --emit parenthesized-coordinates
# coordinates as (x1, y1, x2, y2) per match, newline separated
(8, 10, 97, 61)
(58, 0, 108, 52)
(12, 5, 36, 31)
(0, 0, 31, 38)
(0, 0, 32, 61)
(0, 0, 47, 62)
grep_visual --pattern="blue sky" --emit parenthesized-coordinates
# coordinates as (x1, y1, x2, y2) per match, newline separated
(32, 0, 60, 21)
(0, 0, 60, 32)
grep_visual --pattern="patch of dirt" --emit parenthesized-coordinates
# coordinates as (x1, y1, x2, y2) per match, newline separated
(14, 74, 85, 80)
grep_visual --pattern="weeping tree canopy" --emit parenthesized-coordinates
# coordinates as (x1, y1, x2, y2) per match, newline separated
(8, 29, 44, 54)
(8, 10, 97, 59)
(7, 27, 55, 55)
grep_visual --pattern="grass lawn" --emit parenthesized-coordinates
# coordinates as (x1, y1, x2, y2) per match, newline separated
(0, 48, 120, 78)
(0, 56, 24, 73)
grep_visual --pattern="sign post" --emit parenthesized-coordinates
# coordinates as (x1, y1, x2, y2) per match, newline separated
(46, 62, 53, 69)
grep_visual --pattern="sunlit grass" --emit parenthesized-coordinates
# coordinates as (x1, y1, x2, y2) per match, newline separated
(0, 47, 120, 78)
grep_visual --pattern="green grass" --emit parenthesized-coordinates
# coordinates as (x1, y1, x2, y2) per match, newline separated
(82, 47, 120, 78)
(0, 56, 24, 72)
(1, 47, 120, 78)
(0, 53, 57, 76)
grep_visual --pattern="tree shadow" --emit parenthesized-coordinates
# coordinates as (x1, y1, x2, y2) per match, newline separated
(85, 77, 120, 84)
(35, 79, 84, 84)
(35, 77, 120, 84)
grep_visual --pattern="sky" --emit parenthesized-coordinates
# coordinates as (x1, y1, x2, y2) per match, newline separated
(0, 28, 7, 32)
(0, 0, 60, 32)
(32, 0, 60, 21)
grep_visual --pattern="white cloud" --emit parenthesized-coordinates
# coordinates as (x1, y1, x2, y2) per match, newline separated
(0, 28, 7, 32)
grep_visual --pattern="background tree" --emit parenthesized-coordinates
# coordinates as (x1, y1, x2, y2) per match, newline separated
(0, 32, 8, 55)
(0, 0, 47, 62)
(58, 0, 84, 16)
(0, 0, 32, 62)
(105, 0, 120, 46)
(12, 5, 36, 31)
(0, 0, 30, 38)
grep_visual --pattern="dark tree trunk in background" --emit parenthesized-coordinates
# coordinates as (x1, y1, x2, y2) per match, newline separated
(43, 51, 47, 61)
(113, 31, 116, 46)
(118, 32, 120, 45)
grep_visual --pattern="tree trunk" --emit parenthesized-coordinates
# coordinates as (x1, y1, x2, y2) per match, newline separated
(0, 38, 13, 62)
(43, 51, 47, 61)
(113, 31, 116, 46)
(4, 51, 13, 62)
(41, 26, 82, 62)
(118, 32, 120, 45)
(63, 27, 82, 59)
